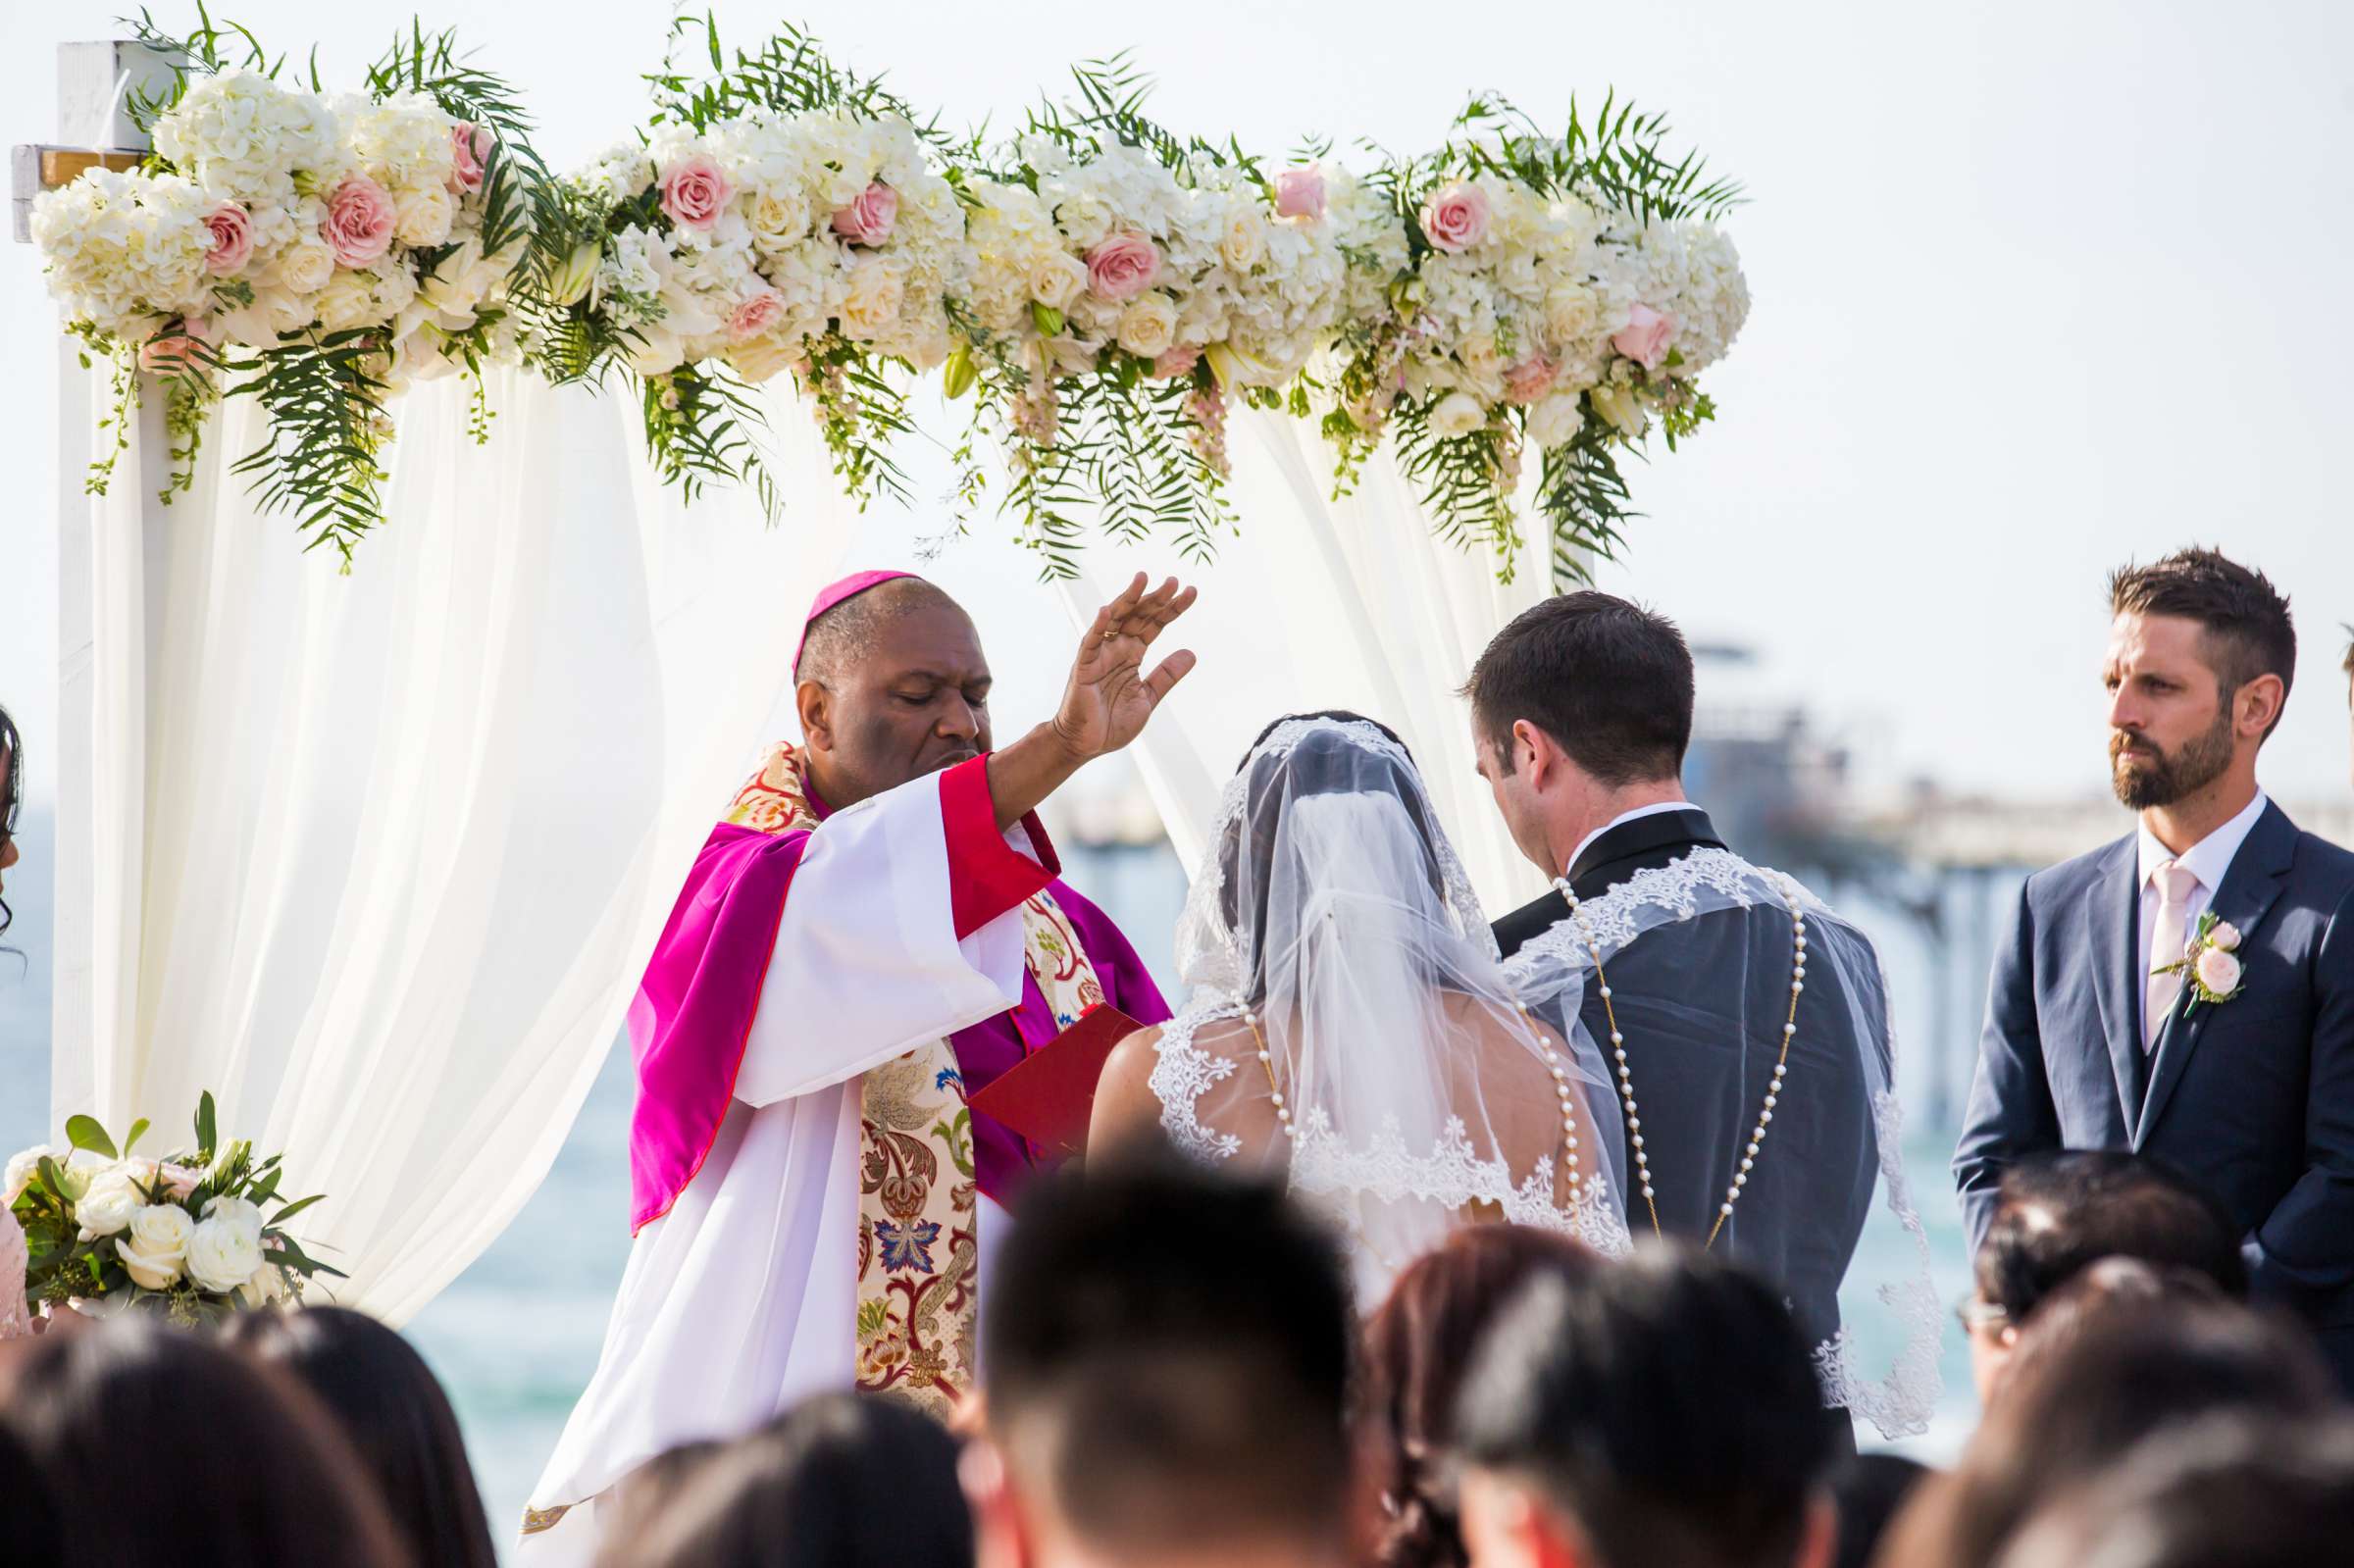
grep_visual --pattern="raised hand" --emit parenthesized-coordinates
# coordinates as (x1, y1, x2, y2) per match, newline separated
(1049, 574, 1199, 762)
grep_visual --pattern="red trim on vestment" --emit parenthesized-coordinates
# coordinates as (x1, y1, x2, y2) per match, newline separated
(942, 755, 1059, 939)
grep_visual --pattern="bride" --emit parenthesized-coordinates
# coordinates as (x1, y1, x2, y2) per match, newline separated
(1090, 712, 1629, 1299)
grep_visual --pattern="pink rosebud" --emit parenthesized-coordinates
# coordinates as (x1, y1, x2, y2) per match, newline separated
(137, 319, 215, 376)
(2195, 946, 2242, 997)
(1503, 354, 1558, 405)
(1151, 343, 1203, 379)
(201, 201, 255, 276)
(2209, 920, 2242, 952)
(1419, 180, 1491, 253)
(728, 286, 785, 343)
(1085, 230, 1160, 302)
(321, 175, 397, 269)
(830, 181, 899, 247)
(1612, 303, 1677, 372)
(1273, 166, 1327, 222)
(158, 1163, 204, 1200)
(659, 153, 734, 231)
(448, 123, 492, 194)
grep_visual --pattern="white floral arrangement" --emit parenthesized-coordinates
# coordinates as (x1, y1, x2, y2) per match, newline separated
(30, 15, 1749, 585)
(3, 1092, 338, 1329)
(27, 16, 546, 565)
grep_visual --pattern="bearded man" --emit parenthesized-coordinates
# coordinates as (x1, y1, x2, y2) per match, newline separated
(1955, 547, 2354, 1392)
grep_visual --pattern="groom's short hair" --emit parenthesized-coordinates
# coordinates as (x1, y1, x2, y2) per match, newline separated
(1458, 1245, 1835, 1568)
(2109, 548, 2296, 728)
(1462, 590, 1694, 785)
(983, 1153, 1354, 1555)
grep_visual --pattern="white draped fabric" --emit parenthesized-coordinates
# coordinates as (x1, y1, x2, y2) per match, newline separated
(1053, 408, 1553, 922)
(57, 368, 856, 1325)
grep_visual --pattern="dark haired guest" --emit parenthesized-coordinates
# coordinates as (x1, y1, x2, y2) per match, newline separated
(0, 1421, 61, 1562)
(1873, 1281, 2336, 1568)
(1958, 1149, 2244, 1401)
(1359, 1225, 1601, 1568)
(596, 1393, 969, 1568)
(1455, 1245, 1840, 1568)
(1829, 1454, 1928, 1568)
(972, 1155, 1356, 1568)
(225, 1305, 496, 1568)
(1957, 547, 2354, 1392)
(1, 1316, 412, 1566)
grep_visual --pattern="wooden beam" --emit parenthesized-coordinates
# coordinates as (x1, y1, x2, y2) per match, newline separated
(12, 40, 178, 242)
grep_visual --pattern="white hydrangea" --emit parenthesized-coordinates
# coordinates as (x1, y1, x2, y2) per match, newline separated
(153, 69, 340, 207)
(29, 168, 215, 338)
(342, 91, 458, 197)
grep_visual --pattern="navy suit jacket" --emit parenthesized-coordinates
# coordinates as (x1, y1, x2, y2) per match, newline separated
(1954, 801, 2354, 1345)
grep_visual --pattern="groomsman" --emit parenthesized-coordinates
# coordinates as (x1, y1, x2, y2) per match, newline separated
(1955, 548, 2354, 1390)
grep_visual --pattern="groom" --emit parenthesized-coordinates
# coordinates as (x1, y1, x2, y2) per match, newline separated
(1955, 547, 2354, 1390)
(1471, 591, 1893, 1443)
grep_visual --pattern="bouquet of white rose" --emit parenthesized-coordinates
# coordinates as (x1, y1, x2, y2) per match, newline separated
(2, 1092, 338, 1329)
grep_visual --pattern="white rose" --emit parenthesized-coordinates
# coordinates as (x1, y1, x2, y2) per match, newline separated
(1428, 390, 1488, 439)
(394, 184, 455, 249)
(315, 270, 381, 331)
(1114, 292, 1178, 359)
(76, 1167, 145, 1239)
(237, 1262, 292, 1309)
(117, 1203, 196, 1290)
(186, 1213, 265, 1293)
(276, 237, 335, 296)
(3, 1145, 55, 1205)
(1026, 250, 1088, 313)
(1220, 208, 1267, 273)
(746, 188, 809, 251)
(1544, 282, 1599, 346)
(58, 1148, 112, 1202)
(1458, 333, 1504, 382)
(1525, 390, 1586, 449)
(839, 261, 904, 339)
(201, 1194, 266, 1232)
(729, 331, 797, 384)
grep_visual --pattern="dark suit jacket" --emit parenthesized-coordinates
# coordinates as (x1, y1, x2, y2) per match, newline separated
(1954, 801, 2354, 1369)
(1493, 808, 1880, 1369)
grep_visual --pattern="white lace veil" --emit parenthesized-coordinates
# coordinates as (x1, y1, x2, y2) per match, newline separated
(1504, 852, 1947, 1441)
(1149, 716, 1631, 1304)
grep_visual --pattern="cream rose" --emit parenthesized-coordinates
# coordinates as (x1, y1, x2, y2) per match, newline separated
(747, 188, 810, 251)
(276, 237, 335, 296)
(1027, 250, 1088, 312)
(1525, 389, 1585, 449)
(238, 1263, 292, 1309)
(1220, 208, 1267, 273)
(186, 1212, 265, 1293)
(2195, 947, 2243, 997)
(1428, 391, 1488, 439)
(1114, 292, 1179, 359)
(730, 330, 798, 384)
(76, 1167, 145, 1239)
(117, 1203, 196, 1290)
(315, 270, 380, 331)
(4, 1145, 56, 1205)
(394, 183, 455, 249)
(1544, 282, 1600, 346)
(839, 261, 905, 338)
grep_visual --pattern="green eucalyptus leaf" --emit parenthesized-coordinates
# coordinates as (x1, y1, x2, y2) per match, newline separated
(65, 1116, 118, 1159)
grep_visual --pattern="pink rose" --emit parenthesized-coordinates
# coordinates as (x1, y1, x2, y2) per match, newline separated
(830, 181, 899, 247)
(1503, 354, 1558, 405)
(2209, 920, 2242, 952)
(659, 154, 734, 231)
(728, 286, 785, 343)
(2195, 946, 2242, 997)
(158, 1163, 204, 1200)
(1273, 167, 1326, 222)
(138, 319, 214, 376)
(1151, 343, 1203, 379)
(201, 202, 255, 276)
(1612, 303, 1677, 371)
(321, 175, 396, 269)
(1419, 180, 1491, 253)
(1085, 230, 1160, 302)
(448, 123, 491, 194)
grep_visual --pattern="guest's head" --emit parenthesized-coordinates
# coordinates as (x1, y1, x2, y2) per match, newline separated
(1359, 1225, 1602, 1568)
(223, 1305, 495, 1568)
(2104, 547, 2293, 812)
(976, 1155, 1356, 1568)
(0, 700, 21, 935)
(603, 1436, 725, 1547)
(1461, 592, 1694, 877)
(794, 574, 989, 808)
(1873, 1284, 2335, 1568)
(1829, 1455, 1929, 1568)
(0, 1315, 412, 1566)
(597, 1393, 970, 1568)
(0, 1419, 61, 1562)
(1994, 1414, 2354, 1568)
(1455, 1244, 1839, 1568)
(1964, 1150, 2244, 1402)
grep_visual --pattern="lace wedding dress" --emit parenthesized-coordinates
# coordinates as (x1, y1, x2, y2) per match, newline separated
(1146, 716, 1631, 1303)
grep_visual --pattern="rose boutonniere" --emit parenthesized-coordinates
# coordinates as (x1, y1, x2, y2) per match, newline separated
(2156, 913, 2244, 1016)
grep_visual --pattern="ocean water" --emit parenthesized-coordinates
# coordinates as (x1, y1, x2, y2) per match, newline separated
(0, 820, 1984, 1553)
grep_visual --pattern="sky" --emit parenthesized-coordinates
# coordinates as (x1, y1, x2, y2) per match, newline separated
(5, 0, 2354, 828)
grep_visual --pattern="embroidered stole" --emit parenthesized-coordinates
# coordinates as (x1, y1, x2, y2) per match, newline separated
(723, 742, 1104, 1417)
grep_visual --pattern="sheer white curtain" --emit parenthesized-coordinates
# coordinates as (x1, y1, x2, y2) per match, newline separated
(58, 366, 855, 1325)
(1053, 408, 1552, 923)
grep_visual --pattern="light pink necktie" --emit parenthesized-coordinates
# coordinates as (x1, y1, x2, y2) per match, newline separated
(2145, 859, 2200, 1051)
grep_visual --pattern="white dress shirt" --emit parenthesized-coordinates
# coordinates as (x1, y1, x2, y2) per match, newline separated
(1565, 799, 1703, 879)
(2135, 788, 2269, 1040)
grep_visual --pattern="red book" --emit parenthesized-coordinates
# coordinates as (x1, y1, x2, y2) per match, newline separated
(968, 1004, 1145, 1159)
